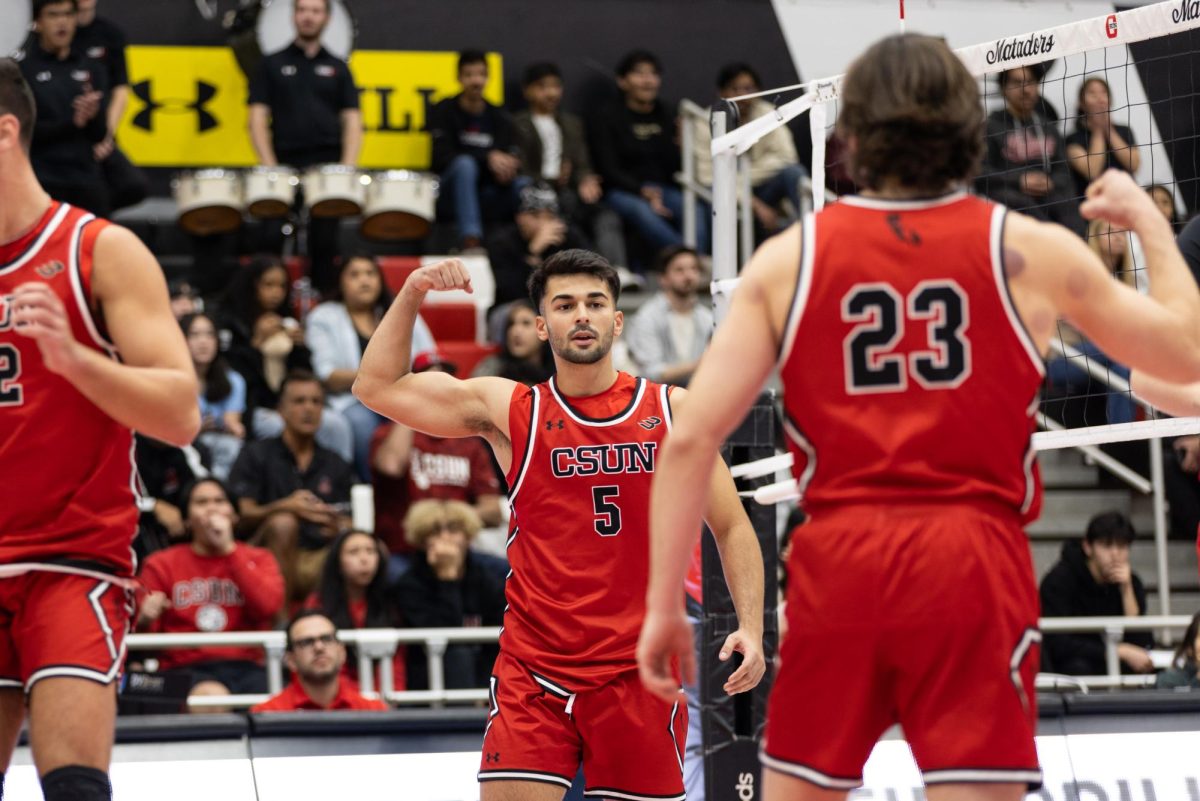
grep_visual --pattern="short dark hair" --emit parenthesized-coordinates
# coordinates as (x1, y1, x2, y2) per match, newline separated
(616, 49, 661, 78)
(279, 369, 323, 401)
(180, 477, 232, 522)
(716, 62, 761, 92)
(522, 62, 561, 88)
(838, 33, 984, 194)
(0, 59, 35, 153)
(997, 61, 1047, 87)
(458, 49, 488, 74)
(653, 245, 699, 274)
(1085, 511, 1136, 545)
(286, 610, 337, 651)
(527, 249, 621, 313)
(33, 0, 77, 17)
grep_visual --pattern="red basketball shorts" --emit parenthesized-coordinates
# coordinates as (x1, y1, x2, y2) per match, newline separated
(478, 650, 688, 800)
(764, 503, 1042, 790)
(0, 570, 134, 692)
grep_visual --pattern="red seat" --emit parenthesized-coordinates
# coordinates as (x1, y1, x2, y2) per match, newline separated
(420, 303, 477, 342)
(378, 256, 423, 294)
(436, 341, 500, 377)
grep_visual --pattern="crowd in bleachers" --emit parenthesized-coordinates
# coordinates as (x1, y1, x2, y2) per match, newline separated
(12, 0, 1200, 711)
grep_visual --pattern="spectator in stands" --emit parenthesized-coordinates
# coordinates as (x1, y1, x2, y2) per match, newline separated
(430, 49, 523, 252)
(135, 434, 207, 559)
(308, 530, 405, 691)
(472, 300, 553, 385)
(183, 312, 246, 481)
(168, 278, 203, 321)
(138, 479, 284, 711)
(247, 0, 361, 292)
(487, 182, 588, 309)
(252, 611, 389, 712)
(591, 50, 710, 259)
(228, 371, 354, 604)
(514, 62, 627, 269)
(626, 246, 712, 385)
(1065, 76, 1140, 197)
(217, 256, 353, 460)
(18, 0, 109, 216)
(1148, 184, 1180, 228)
(1157, 611, 1200, 689)
(75, 0, 146, 212)
(693, 63, 805, 236)
(393, 500, 505, 690)
(1040, 511, 1155, 676)
(371, 352, 502, 577)
(307, 254, 434, 480)
(978, 64, 1085, 237)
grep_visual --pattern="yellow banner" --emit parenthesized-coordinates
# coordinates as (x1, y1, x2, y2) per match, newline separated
(117, 47, 504, 170)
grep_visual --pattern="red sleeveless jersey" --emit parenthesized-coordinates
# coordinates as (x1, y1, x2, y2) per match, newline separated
(502, 371, 673, 691)
(778, 192, 1044, 521)
(0, 202, 139, 578)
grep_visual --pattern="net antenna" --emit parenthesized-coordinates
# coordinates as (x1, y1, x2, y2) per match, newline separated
(899, 0, 906, 34)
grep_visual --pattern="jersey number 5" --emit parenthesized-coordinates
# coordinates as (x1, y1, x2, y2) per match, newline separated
(842, 280, 971, 394)
(591, 486, 622, 537)
(0, 344, 22, 407)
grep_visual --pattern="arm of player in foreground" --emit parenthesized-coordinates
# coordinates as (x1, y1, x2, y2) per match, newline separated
(1027, 171, 1200, 384)
(353, 260, 516, 445)
(11, 226, 199, 446)
(1129, 372, 1200, 418)
(639, 230, 791, 703)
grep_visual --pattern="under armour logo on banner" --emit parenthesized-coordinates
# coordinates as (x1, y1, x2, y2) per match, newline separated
(130, 79, 219, 133)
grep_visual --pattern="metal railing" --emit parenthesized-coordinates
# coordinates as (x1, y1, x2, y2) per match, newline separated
(678, 99, 755, 262)
(128, 615, 1196, 710)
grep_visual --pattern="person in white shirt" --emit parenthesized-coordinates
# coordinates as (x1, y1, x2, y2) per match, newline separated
(626, 246, 712, 385)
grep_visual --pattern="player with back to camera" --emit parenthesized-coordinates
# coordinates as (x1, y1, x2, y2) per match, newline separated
(353, 248, 766, 801)
(638, 33, 1200, 801)
(0, 60, 199, 801)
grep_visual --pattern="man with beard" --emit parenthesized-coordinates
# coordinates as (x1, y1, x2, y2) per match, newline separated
(248, 0, 361, 291)
(353, 250, 765, 801)
(626, 246, 711, 386)
(252, 611, 388, 711)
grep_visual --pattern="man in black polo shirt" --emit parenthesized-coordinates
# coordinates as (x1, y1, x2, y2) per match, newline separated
(429, 49, 524, 252)
(248, 0, 361, 291)
(17, 0, 109, 216)
(74, 0, 147, 212)
(228, 371, 354, 604)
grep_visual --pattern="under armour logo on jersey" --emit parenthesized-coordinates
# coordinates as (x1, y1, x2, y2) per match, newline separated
(485, 752, 501, 763)
(886, 213, 922, 246)
(638, 416, 663, 430)
(35, 260, 65, 279)
(545, 420, 564, 431)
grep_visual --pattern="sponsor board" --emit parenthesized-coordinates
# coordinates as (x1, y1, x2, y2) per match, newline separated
(117, 47, 503, 169)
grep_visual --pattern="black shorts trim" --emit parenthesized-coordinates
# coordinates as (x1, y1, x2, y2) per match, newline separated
(582, 787, 685, 801)
(477, 768, 574, 788)
(760, 750, 862, 790)
(923, 766, 1043, 791)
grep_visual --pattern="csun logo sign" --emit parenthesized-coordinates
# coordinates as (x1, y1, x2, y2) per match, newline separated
(1106, 13, 1118, 39)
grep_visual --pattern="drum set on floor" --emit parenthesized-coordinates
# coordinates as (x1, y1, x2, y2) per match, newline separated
(173, 165, 437, 241)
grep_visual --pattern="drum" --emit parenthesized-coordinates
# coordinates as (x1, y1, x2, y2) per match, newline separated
(303, 165, 364, 218)
(0, 4, 30, 57)
(244, 166, 298, 219)
(173, 169, 244, 236)
(361, 172, 437, 241)
(255, 0, 355, 61)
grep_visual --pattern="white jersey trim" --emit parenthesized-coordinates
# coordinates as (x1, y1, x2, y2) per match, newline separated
(990, 206, 1045, 378)
(506, 386, 541, 504)
(839, 188, 969, 212)
(67, 215, 118, 357)
(660, 384, 673, 433)
(549, 375, 646, 428)
(777, 212, 816, 369)
(782, 415, 817, 499)
(1021, 394, 1039, 516)
(0, 202, 71, 276)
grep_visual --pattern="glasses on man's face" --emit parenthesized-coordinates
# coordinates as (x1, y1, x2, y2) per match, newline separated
(291, 633, 338, 651)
